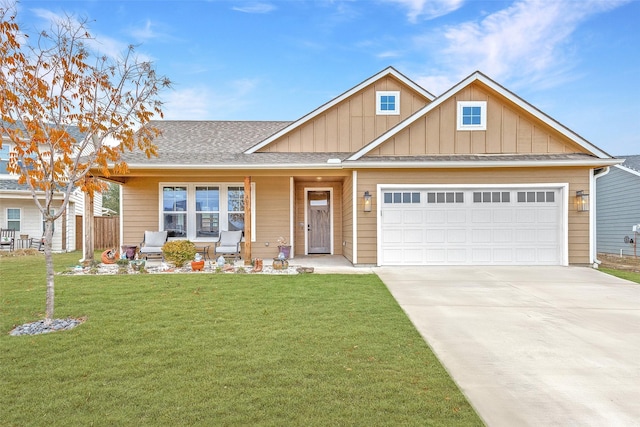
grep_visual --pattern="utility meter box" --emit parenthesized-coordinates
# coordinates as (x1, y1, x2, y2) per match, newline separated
(633, 224, 640, 232)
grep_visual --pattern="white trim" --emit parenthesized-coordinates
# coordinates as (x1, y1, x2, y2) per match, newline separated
(349, 71, 613, 161)
(376, 91, 400, 115)
(614, 163, 640, 178)
(457, 101, 487, 131)
(343, 158, 622, 169)
(289, 176, 295, 258)
(376, 183, 569, 266)
(352, 170, 358, 265)
(158, 182, 256, 242)
(303, 187, 334, 255)
(592, 167, 611, 265)
(244, 67, 435, 154)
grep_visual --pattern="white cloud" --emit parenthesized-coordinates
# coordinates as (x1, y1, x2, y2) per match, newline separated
(410, 0, 628, 94)
(231, 3, 276, 14)
(383, 0, 464, 22)
(163, 78, 261, 120)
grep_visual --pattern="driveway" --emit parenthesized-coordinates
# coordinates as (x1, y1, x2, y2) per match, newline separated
(375, 266, 640, 427)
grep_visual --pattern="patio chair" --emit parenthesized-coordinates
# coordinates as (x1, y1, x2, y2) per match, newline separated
(0, 229, 15, 251)
(214, 230, 243, 260)
(139, 230, 168, 260)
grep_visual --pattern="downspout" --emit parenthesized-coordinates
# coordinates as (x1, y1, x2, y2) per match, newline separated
(592, 167, 610, 267)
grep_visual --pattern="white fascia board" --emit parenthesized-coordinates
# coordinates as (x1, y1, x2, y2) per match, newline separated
(348, 71, 614, 161)
(244, 67, 435, 154)
(120, 162, 347, 170)
(614, 163, 640, 178)
(342, 158, 622, 169)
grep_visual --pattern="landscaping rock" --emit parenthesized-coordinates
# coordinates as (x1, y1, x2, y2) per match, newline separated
(9, 317, 85, 336)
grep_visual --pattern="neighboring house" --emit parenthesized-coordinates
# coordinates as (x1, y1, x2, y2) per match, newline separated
(596, 155, 640, 256)
(102, 67, 619, 266)
(0, 128, 103, 252)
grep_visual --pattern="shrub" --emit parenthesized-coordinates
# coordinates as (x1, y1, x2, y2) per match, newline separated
(162, 240, 197, 267)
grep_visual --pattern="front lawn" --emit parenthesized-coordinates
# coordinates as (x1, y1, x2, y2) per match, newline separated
(0, 252, 482, 426)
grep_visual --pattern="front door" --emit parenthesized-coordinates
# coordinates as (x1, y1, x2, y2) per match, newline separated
(307, 191, 331, 254)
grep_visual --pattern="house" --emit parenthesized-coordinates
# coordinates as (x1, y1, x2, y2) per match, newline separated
(596, 155, 640, 257)
(0, 129, 102, 253)
(102, 67, 620, 266)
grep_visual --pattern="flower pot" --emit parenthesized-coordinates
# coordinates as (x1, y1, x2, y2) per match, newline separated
(191, 260, 205, 271)
(278, 245, 291, 259)
(272, 258, 289, 270)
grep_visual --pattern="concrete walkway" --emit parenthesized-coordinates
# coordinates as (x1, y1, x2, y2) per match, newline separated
(375, 266, 640, 427)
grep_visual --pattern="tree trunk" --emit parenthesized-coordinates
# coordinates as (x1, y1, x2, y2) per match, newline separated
(43, 218, 55, 324)
(84, 190, 95, 262)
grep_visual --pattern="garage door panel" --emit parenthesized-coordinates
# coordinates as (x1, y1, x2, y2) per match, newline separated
(380, 187, 563, 266)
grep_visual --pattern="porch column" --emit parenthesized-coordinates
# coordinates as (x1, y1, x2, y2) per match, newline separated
(243, 176, 252, 265)
(83, 190, 95, 262)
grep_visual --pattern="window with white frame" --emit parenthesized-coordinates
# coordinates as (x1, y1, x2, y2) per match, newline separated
(7, 208, 20, 231)
(376, 91, 400, 115)
(457, 101, 487, 130)
(161, 183, 254, 240)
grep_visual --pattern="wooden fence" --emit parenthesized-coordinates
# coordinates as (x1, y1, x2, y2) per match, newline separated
(76, 216, 119, 250)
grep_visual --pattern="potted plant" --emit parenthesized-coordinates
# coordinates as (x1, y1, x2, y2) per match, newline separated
(277, 236, 291, 259)
(191, 253, 205, 271)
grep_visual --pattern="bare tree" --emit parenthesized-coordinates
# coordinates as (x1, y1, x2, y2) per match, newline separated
(0, 3, 170, 323)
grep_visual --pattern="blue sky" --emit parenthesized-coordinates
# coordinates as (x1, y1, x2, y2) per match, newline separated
(11, 0, 640, 156)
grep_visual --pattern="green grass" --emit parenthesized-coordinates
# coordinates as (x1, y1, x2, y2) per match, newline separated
(600, 268, 640, 284)
(0, 252, 482, 426)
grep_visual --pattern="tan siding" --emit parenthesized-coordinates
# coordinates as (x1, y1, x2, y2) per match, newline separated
(294, 181, 343, 256)
(260, 75, 431, 153)
(355, 167, 592, 265)
(369, 82, 593, 157)
(342, 174, 354, 263)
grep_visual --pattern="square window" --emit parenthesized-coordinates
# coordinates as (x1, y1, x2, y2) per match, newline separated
(457, 101, 487, 130)
(412, 192, 421, 203)
(376, 91, 400, 115)
(384, 192, 392, 204)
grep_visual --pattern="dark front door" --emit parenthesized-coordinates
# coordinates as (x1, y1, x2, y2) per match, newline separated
(308, 191, 331, 254)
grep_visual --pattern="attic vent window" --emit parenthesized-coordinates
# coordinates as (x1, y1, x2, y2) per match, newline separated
(376, 91, 400, 115)
(457, 101, 487, 130)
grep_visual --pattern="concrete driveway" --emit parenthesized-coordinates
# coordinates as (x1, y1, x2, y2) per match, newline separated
(375, 266, 640, 427)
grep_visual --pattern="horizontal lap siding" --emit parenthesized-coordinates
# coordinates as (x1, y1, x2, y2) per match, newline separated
(356, 167, 591, 265)
(121, 176, 293, 260)
(342, 174, 354, 263)
(294, 181, 343, 256)
(596, 167, 640, 255)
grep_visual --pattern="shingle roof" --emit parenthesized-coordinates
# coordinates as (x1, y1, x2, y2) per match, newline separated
(620, 155, 640, 172)
(121, 120, 296, 165)
(1, 120, 86, 142)
(0, 179, 30, 191)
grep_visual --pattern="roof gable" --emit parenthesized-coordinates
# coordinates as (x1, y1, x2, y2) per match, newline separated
(348, 71, 613, 160)
(245, 67, 435, 154)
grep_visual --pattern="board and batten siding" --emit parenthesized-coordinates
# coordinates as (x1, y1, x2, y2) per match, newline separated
(259, 76, 430, 153)
(355, 167, 591, 265)
(596, 166, 640, 255)
(368, 82, 588, 157)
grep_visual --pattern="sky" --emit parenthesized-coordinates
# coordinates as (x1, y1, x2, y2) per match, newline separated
(8, 0, 640, 156)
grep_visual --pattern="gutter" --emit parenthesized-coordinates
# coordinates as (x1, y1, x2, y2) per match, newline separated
(115, 158, 623, 171)
(592, 166, 611, 267)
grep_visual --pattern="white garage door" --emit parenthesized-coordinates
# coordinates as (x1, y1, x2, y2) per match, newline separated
(380, 187, 564, 266)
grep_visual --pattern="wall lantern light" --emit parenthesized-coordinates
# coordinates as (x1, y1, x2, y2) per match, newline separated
(363, 191, 372, 212)
(576, 190, 589, 212)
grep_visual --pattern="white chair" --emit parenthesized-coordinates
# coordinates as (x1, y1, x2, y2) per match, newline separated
(139, 231, 168, 260)
(214, 230, 243, 260)
(0, 229, 15, 251)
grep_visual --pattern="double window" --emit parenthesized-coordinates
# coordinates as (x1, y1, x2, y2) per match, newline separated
(161, 183, 254, 240)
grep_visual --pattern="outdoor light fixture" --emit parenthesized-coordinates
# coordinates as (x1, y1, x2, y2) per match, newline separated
(363, 191, 372, 212)
(576, 190, 589, 212)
